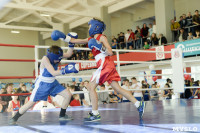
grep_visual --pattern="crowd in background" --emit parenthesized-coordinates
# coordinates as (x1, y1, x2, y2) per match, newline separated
(1, 76, 200, 113)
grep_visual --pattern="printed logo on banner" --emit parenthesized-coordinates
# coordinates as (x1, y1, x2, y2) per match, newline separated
(175, 38, 200, 56)
(174, 50, 180, 58)
(156, 46, 165, 60)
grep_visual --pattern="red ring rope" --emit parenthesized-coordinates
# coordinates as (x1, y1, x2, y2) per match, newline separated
(0, 93, 31, 96)
(0, 76, 36, 79)
(0, 43, 35, 48)
(0, 59, 35, 62)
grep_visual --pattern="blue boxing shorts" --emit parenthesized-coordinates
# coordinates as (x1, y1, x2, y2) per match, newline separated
(30, 78, 65, 102)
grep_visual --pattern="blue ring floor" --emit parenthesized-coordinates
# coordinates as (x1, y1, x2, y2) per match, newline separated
(0, 99, 200, 133)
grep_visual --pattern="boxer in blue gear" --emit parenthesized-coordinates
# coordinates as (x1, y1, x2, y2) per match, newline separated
(9, 45, 79, 125)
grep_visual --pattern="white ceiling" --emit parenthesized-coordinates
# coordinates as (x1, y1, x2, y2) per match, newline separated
(0, 0, 154, 34)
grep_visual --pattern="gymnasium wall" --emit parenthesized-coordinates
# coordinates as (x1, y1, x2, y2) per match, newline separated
(0, 29, 39, 83)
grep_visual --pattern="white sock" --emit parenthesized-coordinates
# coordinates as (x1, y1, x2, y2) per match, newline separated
(92, 110, 99, 115)
(135, 101, 140, 108)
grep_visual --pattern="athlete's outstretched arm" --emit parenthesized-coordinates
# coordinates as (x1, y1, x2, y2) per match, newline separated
(70, 38, 88, 44)
(100, 36, 113, 56)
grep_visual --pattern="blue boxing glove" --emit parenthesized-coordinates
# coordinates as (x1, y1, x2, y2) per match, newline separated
(67, 32, 78, 48)
(51, 30, 66, 41)
(60, 63, 79, 75)
(88, 38, 103, 50)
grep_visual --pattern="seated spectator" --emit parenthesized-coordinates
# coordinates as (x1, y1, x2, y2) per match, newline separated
(70, 94, 81, 106)
(97, 84, 110, 104)
(158, 34, 167, 45)
(143, 41, 150, 49)
(192, 10, 200, 32)
(82, 80, 91, 106)
(188, 81, 199, 99)
(0, 83, 13, 112)
(175, 28, 188, 42)
(108, 88, 118, 103)
(193, 30, 200, 39)
(19, 84, 29, 106)
(178, 16, 183, 27)
(171, 19, 181, 41)
(112, 38, 118, 49)
(0, 88, 6, 94)
(163, 84, 171, 100)
(149, 84, 159, 101)
(122, 79, 131, 102)
(88, 51, 93, 59)
(186, 12, 193, 26)
(16, 83, 23, 93)
(80, 52, 87, 60)
(187, 32, 193, 40)
(7, 92, 20, 112)
(131, 77, 143, 101)
(135, 28, 142, 49)
(150, 33, 159, 46)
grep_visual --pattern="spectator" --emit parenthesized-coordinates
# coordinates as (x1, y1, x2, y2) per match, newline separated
(135, 26, 140, 34)
(108, 88, 118, 103)
(19, 84, 29, 106)
(0, 88, 6, 94)
(80, 52, 87, 60)
(143, 41, 150, 49)
(187, 32, 193, 40)
(131, 77, 143, 101)
(142, 84, 149, 101)
(129, 29, 135, 49)
(171, 19, 180, 41)
(178, 16, 183, 26)
(186, 12, 193, 26)
(150, 33, 159, 46)
(118, 32, 126, 49)
(166, 78, 173, 88)
(141, 23, 149, 44)
(112, 38, 118, 49)
(135, 28, 142, 49)
(180, 14, 188, 29)
(163, 83, 171, 100)
(149, 84, 159, 101)
(82, 80, 91, 106)
(192, 10, 200, 32)
(70, 94, 81, 106)
(7, 92, 20, 112)
(78, 84, 89, 106)
(153, 20, 157, 34)
(88, 51, 93, 59)
(125, 29, 134, 49)
(193, 30, 200, 39)
(75, 53, 81, 60)
(185, 80, 192, 99)
(122, 79, 131, 102)
(16, 83, 23, 93)
(0, 83, 13, 112)
(97, 84, 110, 104)
(158, 33, 167, 45)
(148, 23, 153, 37)
(189, 81, 199, 99)
(175, 28, 188, 42)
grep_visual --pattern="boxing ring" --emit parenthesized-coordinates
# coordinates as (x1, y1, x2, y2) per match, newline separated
(0, 43, 200, 133)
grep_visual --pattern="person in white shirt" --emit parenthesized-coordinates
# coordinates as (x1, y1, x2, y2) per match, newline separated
(131, 77, 143, 101)
(82, 80, 91, 106)
(121, 79, 131, 102)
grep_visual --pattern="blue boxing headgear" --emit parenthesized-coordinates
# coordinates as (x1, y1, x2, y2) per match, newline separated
(88, 19, 106, 37)
(47, 47, 63, 64)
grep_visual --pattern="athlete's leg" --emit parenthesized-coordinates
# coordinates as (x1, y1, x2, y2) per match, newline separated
(110, 81, 138, 104)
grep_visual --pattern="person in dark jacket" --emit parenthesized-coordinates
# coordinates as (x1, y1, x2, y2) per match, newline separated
(158, 34, 167, 45)
(175, 28, 188, 42)
(150, 33, 159, 46)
